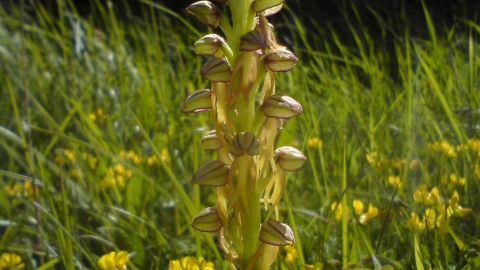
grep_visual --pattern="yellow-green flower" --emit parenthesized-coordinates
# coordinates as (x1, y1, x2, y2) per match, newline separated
(331, 202, 348, 222)
(386, 176, 402, 189)
(424, 209, 436, 230)
(98, 251, 129, 270)
(413, 185, 440, 205)
(352, 200, 364, 216)
(307, 137, 323, 149)
(358, 203, 379, 225)
(0, 253, 25, 270)
(390, 158, 406, 169)
(101, 165, 133, 188)
(407, 213, 425, 232)
(428, 141, 456, 158)
(119, 150, 142, 165)
(168, 257, 214, 270)
(284, 245, 298, 264)
(4, 182, 39, 198)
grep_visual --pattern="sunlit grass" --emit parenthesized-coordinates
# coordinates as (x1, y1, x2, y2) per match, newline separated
(0, 0, 479, 269)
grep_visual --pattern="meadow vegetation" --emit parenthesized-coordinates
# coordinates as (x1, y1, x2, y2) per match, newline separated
(0, 0, 480, 269)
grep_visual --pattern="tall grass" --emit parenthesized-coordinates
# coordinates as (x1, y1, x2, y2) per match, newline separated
(0, 0, 479, 269)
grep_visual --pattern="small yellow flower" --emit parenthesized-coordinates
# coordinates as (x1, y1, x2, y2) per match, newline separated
(386, 176, 402, 188)
(284, 245, 298, 264)
(83, 153, 98, 169)
(413, 185, 440, 205)
(0, 253, 25, 269)
(424, 209, 436, 230)
(366, 152, 378, 165)
(407, 213, 425, 232)
(147, 155, 159, 166)
(390, 158, 406, 169)
(4, 182, 39, 198)
(307, 137, 323, 149)
(428, 141, 456, 158)
(331, 202, 348, 222)
(161, 148, 171, 163)
(98, 251, 129, 270)
(449, 191, 472, 217)
(352, 200, 364, 216)
(168, 257, 214, 270)
(101, 165, 133, 188)
(358, 203, 379, 225)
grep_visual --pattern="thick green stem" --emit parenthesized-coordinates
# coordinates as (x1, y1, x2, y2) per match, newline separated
(236, 155, 261, 269)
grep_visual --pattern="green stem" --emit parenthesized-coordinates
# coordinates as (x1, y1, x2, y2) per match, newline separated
(237, 155, 261, 269)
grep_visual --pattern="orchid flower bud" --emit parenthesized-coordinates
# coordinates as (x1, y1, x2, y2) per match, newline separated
(191, 207, 223, 232)
(187, 1, 221, 28)
(200, 57, 232, 82)
(193, 160, 230, 186)
(194, 34, 226, 56)
(180, 89, 212, 113)
(261, 95, 303, 119)
(251, 0, 284, 16)
(265, 49, 298, 72)
(230, 132, 260, 156)
(201, 130, 223, 151)
(240, 30, 267, 51)
(274, 146, 306, 171)
(260, 220, 295, 246)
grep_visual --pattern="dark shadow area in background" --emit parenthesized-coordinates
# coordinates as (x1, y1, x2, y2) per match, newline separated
(31, 0, 480, 28)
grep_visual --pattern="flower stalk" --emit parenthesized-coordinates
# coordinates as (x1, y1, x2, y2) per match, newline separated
(183, 0, 305, 269)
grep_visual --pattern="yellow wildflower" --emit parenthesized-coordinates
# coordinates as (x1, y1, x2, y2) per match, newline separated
(331, 202, 348, 222)
(390, 158, 406, 169)
(449, 191, 472, 217)
(0, 253, 25, 270)
(82, 153, 98, 169)
(5, 182, 39, 198)
(161, 148, 171, 163)
(168, 257, 214, 270)
(147, 155, 159, 166)
(307, 137, 323, 149)
(428, 141, 456, 158)
(366, 152, 378, 165)
(98, 251, 129, 270)
(284, 245, 298, 264)
(358, 203, 379, 225)
(449, 174, 465, 186)
(119, 150, 142, 165)
(413, 185, 440, 205)
(101, 165, 133, 188)
(386, 176, 402, 188)
(352, 200, 364, 216)
(424, 209, 436, 230)
(90, 109, 107, 124)
(407, 213, 425, 232)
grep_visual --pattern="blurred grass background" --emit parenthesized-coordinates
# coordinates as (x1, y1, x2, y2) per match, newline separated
(0, 0, 480, 269)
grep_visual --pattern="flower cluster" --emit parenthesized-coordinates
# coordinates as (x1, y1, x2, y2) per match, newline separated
(98, 251, 129, 270)
(168, 257, 214, 270)
(428, 141, 457, 158)
(101, 164, 133, 188)
(408, 185, 471, 233)
(366, 151, 418, 171)
(352, 200, 379, 225)
(307, 137, 323, 149)
(54, 149, 98, 178)
(183, 0, 305, 268)
(0, 253, 24, 270)
(4, 181, 39, 198)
